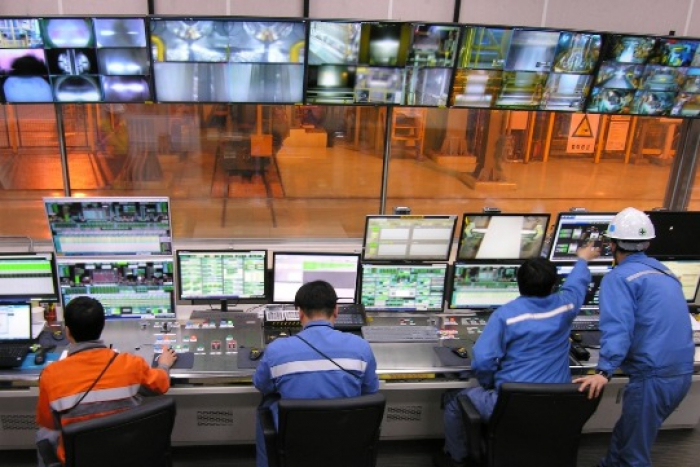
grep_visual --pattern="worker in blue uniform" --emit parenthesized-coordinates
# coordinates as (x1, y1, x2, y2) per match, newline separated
(253, 280, 379, 467)
(435, 244, 599, 467)
(575, 207, 694, 467)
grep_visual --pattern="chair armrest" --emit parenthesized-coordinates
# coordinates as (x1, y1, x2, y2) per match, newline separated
(457, 394, 484, 465)
(260, 407, 279, 467)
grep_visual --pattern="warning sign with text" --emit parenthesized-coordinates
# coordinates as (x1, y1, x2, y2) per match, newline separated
(567, 114, 599, 154)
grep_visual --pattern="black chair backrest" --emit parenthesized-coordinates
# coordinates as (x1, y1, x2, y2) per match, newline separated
(61, 396, 176, 467)
(487, 383, 600, 467)
(275, 393, 386, 467)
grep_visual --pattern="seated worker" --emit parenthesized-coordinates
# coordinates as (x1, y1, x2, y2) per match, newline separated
(35, 296, 177, 466)
(253, 280, 379, 467)
(435, 244, 599, 467)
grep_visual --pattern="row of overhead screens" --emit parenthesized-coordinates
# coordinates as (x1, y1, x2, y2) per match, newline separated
(1, 198, 700, 323)
(3, 17, 700, 116)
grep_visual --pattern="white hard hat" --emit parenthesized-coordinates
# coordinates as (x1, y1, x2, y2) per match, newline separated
(606, 207, 655, 245)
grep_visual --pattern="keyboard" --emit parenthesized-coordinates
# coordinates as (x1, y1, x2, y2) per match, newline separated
(571, 319, 600, 331)
(335, 304, 367, 331)
(0, 345, 30, 368)
(361, 325, 439, 343)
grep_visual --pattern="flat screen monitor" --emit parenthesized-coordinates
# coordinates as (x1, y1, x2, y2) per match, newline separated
(448, 262, 521, 309)
(44, 197, 172, 256)
(407, 24, 460, 68)
(176, 250, 267, 308)
(308, 21, 361, 65)
(0, 253, 58, 301)
(457, 213, 550, 260)
(659, 260, 700, 302)
(644, 211, 700, 259)
(56, 256, 174, 319)
(359, 263, 447, 312)
(549, 212, 615, 263)
(272, 252, 360, 304)
(362, 215, 457, 262)
(555, 263, 613, 310)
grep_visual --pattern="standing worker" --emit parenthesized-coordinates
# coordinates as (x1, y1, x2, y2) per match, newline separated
(575, 207, 695, 467)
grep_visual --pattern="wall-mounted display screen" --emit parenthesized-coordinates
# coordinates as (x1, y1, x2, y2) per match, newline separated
(44, 197, 172, 256)
(362, 215, 457, 262)
(150, 19, 305, 103)
(549, 212, 615, 263)
(644, 211, 700, 259)
(272, 252, 360, 304)
(57, 256, 174, 319)
(452, 27, 601, 111)
(0, 17, 151, 103)
(0, 253, 58, 301)
(448, 262, 521, 309)
(407, 24, 460, 68)
(555, 264, 613, 310)
(457, 213, 550, 260)
(176, 250, 267, 302)
(360, 263, 447, 311)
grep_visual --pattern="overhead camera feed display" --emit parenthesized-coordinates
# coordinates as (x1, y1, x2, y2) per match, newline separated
(53, 75, 101, 102)
(0, 49, 52, 103)
(541, 73, 592, 111)
(407, 24, 460, 67)
(605, 35, 656, 64)
(151, 19, 305, 103)
(451, 69, 502, 107)
(354, 66, 404, 104)
(308, 21, 361, 65)
(41, 18, 94, 48)
(587, 63, 644, 114)
(652, 39, 699, 67)
(457, 214, 549, 260)
(504, 29, 560, 72)
(96, 48, 150, 75)
(552, 32, 602, 74)
(587, 87, 636, 113)
(495, 71, 547, 108)
(306, 64, 356, 104)
(458, 26, 512, 70)
(93, 18, 147, 48)
(0, 18, 44, 48)
(101, 76, 151, 102)
(154, 62, 303, 103)
(672, 92, 700, 117)
(404, 67, 451, 106)
(361, 22, 411, 66)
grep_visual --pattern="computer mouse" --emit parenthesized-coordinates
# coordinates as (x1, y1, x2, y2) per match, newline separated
(249, 348, 263, 361)
(33, 348, 47, 365)
(451, 347, 469, 359)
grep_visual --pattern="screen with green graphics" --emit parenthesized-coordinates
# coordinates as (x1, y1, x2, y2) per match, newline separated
(360, 263, 447, 311)
(0, 253, 57, 301)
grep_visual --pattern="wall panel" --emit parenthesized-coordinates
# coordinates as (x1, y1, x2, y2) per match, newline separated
(154, 0, 228, 16)
(459, 0, 545, 27)
(63, 0, 148, 15)
(229, 0, 303, 17)
(391, 0, 454, 23)
(309, 0, 392, 20)
(0, 0, 61, 15)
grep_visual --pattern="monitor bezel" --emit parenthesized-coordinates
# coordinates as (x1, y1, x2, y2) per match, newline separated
(175, 249, 268, 302)
(447, 260, 523, 310)
(43, 196, 173, 257)
(361, 214, 458, 263)
(271, 251, 361, 304)
(456, 212, 551, 261)
(0, 252, 59, 302)
(55, 255, 176, 319)
(548, 211, 616, 263)
(359, 261, 448, 312)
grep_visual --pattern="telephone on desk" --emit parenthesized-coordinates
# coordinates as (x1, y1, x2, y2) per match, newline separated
(334, 304, 367, 331)
(570, 333, 591, 362)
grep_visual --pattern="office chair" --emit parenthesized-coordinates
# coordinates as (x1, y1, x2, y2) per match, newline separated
(59, 396, 176, 467)
(458, 383, 601, 467)
(262, 393, 386, 467)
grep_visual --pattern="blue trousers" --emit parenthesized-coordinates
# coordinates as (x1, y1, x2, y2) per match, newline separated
(601, 374, 691, 467)
(443, 386, 498, 462)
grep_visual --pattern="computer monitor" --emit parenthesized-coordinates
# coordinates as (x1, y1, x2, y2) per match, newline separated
(56, 256, 175, 319)
(272, 252, 360, 304)
(448, 262, 521, 309)
(549, 212, 615, 263)
(176, 250, 267, 309)
(362, 215, 457, 262)
(359, 263, 447, 312)
(0, 253, 58, 301)
(659, 260, 700, 302)
(457, 213, 550, 260)
(645, 211, 700, 259)
(44, 197, 172, 256)
(555, 263, 613, 310)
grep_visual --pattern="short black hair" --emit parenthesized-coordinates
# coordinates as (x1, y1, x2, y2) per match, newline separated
(294, 280, 338, 318)
(517, 257, 558, 297)
(64, 296, 105, 342)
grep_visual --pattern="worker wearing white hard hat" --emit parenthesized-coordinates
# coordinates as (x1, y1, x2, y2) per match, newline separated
(575, 207, 694, 467)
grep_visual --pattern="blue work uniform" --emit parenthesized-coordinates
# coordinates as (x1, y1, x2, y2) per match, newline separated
(443, 259, 591, 462)
(253, 320, 379, 467)
(597, 253, 694, 467)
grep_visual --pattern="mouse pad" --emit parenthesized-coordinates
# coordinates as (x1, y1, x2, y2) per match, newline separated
(434, 347, 471, 367)
(152, 352, 195, 370)
(237, 347, 263, 369)
(19, 352, 60, 370)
